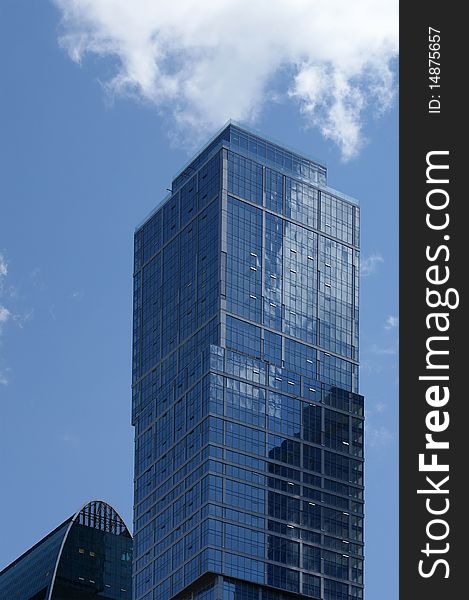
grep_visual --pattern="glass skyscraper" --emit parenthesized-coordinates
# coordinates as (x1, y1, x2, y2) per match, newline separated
(132, 123, 364, 600)
(0, 500, 132, 600)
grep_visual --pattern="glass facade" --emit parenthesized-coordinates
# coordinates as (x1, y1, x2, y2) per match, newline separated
(0, 500, 132, 600)
(132, 124, 363, 600)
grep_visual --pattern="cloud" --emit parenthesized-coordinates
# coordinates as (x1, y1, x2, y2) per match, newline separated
(0, 254, 7, 278)
(385, 315, 398, 330)
(365, 400, 394, 448)
(0, 306, 10, 325)
(52, 0, 398, 160)
(0, 256, 11, 329)
(360, 360, 383, 376)
(366, 424, 394, 448)
(374, 401, 387, 413)
(360, 253, 384, 277)
(0, 255, 11, 385)
(370, 343, 396, 356)
(12, 309, 34, 330)
(0, 254, 33, 386)
(0, 370, 9, 386)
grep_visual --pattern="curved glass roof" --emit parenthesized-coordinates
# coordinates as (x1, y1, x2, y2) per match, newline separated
(0, 500, 132, 600)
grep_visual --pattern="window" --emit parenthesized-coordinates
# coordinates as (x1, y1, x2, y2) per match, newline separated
(267, 535, 299, 567)
(267, 393, 301, 438)
(225, 523, 265, 557)
(267, 435, 300, 467)
(224, 552, 264, 584)
(266, 564, 299, 593)
(226, 316, 261, 358)
(225, 479, 265, 513)
(266, 168, 283, 213)
(227, 152, 263, 204)
(226, 378, 265, 426)
(226, 421, 265, 456)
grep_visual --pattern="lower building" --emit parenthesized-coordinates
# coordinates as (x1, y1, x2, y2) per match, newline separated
(0, 500, 132, 600)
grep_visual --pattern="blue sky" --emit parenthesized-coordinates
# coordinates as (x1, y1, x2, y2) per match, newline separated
(0, 2, 398, 598)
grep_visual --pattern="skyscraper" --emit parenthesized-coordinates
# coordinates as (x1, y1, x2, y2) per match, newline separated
(132, 123, 364, 600)
(0, 500, 132, 600)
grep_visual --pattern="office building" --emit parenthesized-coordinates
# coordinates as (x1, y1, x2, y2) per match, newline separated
(0, 500, 132, 600)
(132, 123, 364, 600)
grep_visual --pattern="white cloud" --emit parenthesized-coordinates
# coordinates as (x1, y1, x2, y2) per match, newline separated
(0, 370, 8, 386)
(0, 306, 10, 324)
(385, 315, 399, 330)
(0, 254, 7, 278)
(0, 256, 11, 385)
(52, 0, 398, 159)
(0, 254, 31, 386)
(12, 309, 34, 330)
(360, 253, 384, 277)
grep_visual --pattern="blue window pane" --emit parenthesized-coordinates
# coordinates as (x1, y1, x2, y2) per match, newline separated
(226, 378, 266, 427)
(265, 169, 283, 213)
(267, 434, 301, 467)
(285, 177, 318, 228)
(324, 578, 349, 600)
(303, 574, 321, 597)
(263, 330, 282, 365)
(267, 393, 301, 438)
(226, 421, 266, 456)
(224, 552, 265, 584)
(267, 535, 299, 567)
(226, 316, 261, 357)
(303, 444, 321, 473)
(227, 152, 263, 204)
(225, 523, 265, 558)
(284, 338, 316, 378)
(225, 479, 265, 513)
(266, 564, 299, 593)
(264, 213, 283, 329)
(227, 197, 262, 321)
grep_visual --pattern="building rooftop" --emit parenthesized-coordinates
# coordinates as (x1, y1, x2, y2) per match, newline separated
(137, 121, 358, 231)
